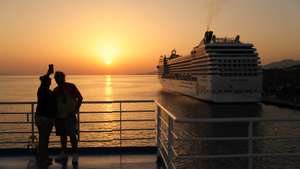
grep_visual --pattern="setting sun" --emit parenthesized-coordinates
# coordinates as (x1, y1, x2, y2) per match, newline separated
(105, 59, 112, 65)
(97, 45, 119, 65)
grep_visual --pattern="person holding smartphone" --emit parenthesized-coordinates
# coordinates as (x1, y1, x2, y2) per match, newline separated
(35, 64, 56, 168)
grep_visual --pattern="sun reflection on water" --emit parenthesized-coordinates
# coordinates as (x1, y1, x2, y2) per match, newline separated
(105, 75, 112, 100)
(104, 75, 113, 114)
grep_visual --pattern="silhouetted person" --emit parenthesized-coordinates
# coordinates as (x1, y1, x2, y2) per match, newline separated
(35, 66, 55, 168)
(53, 71, 82, 164)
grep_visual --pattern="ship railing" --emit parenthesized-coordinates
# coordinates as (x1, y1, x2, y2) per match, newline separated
(1, 100, 300, 169)
(0, 100, 156, 148)
(214, 37, 237, 43)
(155, 101, 300, 169)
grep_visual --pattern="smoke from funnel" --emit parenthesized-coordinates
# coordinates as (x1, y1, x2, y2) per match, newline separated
(206, 0, 228, 30)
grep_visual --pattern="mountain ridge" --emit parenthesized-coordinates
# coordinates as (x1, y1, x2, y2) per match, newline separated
(263, 59, 300, 69)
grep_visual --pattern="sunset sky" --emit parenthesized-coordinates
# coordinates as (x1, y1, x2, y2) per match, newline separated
(0, 0, 299, 75)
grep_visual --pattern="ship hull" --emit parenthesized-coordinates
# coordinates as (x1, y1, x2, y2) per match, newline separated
(159, 76, 262, 103)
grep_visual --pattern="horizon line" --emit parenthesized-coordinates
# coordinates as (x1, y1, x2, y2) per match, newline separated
(0, 73, 157, 76)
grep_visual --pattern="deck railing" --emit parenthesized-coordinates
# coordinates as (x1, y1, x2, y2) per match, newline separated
(1, 100, 300, 169)
(0, 100, 156, 148)
(156, 102, 300, 169)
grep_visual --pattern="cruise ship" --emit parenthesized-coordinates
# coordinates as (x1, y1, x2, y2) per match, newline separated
(157, 31, 262, 103)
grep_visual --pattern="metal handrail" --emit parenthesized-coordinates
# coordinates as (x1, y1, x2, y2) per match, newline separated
(174, 116, 300, 123)
(155, 101, 300, 123)
(0, 100, 155, 105)
(155, 102, 300, 169)
(2, 100, 300, 169)
(0, 100, 156, 148)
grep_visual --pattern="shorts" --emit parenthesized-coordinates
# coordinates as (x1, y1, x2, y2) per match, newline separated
(55, 116, 77, 136)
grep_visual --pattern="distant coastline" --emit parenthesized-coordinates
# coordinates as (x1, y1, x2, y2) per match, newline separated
(262, 59, 300, 110)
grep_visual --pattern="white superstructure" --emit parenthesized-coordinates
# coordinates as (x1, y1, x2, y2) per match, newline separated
(157, 31, 262, 103)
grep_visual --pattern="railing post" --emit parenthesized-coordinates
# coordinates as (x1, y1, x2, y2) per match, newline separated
(119, 102, 123, 169)
(248, 121, 253, 169)
(167, 115, 174, 169)
(31, 103, 35, 149)
(156, 105, 162, 159)
(119, 102, 122, 147)
(26, 112, 29, 122)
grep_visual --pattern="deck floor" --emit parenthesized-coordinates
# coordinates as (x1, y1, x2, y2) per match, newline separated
(0, 154, 160, 169)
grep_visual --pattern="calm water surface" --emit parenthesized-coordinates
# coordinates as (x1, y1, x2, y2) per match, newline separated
(0, 75, 160, 101)
(0, 75, 160, 147)
(0, 75, 299, 169)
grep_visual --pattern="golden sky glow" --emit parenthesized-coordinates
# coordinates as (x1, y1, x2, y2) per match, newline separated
(0, 0, 300, 75)
(97, 44, 119, 65)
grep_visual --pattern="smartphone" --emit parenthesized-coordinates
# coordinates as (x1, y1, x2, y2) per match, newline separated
(48, 64, 54, 74)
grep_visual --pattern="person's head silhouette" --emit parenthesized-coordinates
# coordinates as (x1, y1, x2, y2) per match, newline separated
(39, 75, 51, 88)
(54, 71, 65, 86)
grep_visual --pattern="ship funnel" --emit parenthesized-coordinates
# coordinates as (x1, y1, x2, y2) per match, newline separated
(204, 31, 213, 44)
